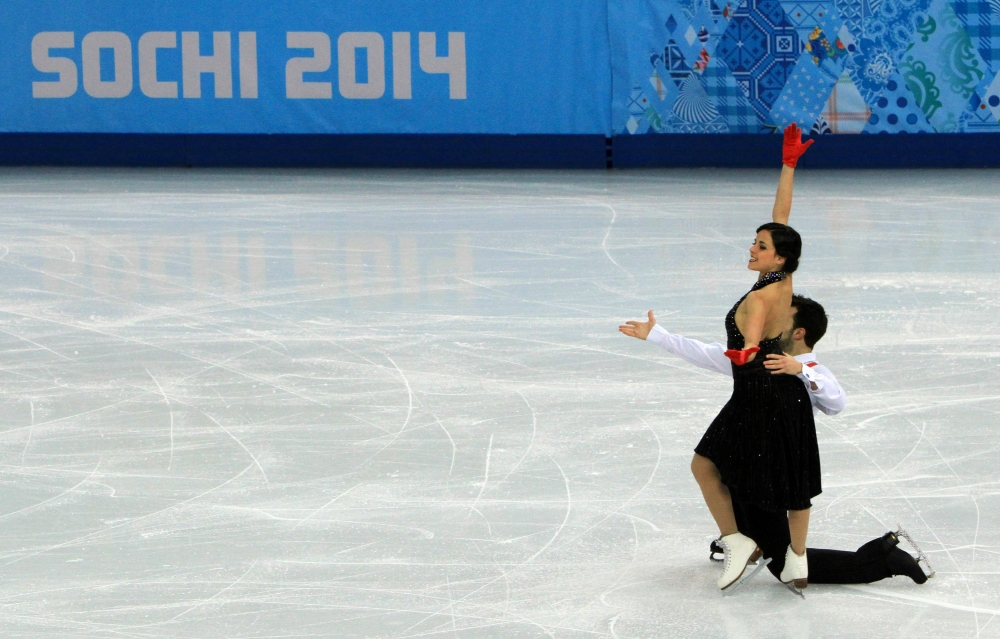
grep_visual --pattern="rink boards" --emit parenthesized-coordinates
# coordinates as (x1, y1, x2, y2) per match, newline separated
(3, 0, 1000, 166)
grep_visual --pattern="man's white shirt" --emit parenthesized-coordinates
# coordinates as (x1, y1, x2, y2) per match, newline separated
(646, 324, 846, 416)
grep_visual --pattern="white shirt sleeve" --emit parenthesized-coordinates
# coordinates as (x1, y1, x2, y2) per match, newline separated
(797, 363, 846, 415)
(647, 324, 732, 376)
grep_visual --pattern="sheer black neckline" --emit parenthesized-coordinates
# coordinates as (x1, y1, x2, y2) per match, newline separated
(752, 271, 786, 291)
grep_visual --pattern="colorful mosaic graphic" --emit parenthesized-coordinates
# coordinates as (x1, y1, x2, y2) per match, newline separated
(611, 0, 1000, 132)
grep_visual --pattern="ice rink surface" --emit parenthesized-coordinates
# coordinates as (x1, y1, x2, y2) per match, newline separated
(0, 167, 997, 638)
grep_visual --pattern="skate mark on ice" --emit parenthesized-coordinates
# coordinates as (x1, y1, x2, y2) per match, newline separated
(428, 409, 457, 476)
(837, 376, 976, 616)
(502, 335, 720, 378)
(196, 408, 268, 485)
(164, 560, 258, 623)
(0, 458, 101, 520)
(462, 243, 579, 260)
(145, 368, 175, 471)
(452, 276, 613, 318)
(290, 483, 361, 529)
(383, 354, 414, 444)
(20, 400, 33, 467)
(621, 513, 662, 532)
(591, 519, 639, 616)
(518, 454, 572, 566)
(846, 586, 1000, 617)
(494, 390, 537, 488)
(0, 463, 254, 569)
(0, 307, 329, 407)
(596, 200, 626, 273)
(398, 454, 572, 635)
(466, 433, 494, 530)
(850, 373, 977, 615)
(548, 417, 660, 552)
(0, 326, 73, 361)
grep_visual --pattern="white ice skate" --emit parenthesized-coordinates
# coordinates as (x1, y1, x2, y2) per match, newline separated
(717, 532, 762, 591)
(722, 556, 772, 595)
(780, 545, 808, 597)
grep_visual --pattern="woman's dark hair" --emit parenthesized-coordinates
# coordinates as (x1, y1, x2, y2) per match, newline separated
(791, 295, 827, 348)
(756, 222, 801, 273)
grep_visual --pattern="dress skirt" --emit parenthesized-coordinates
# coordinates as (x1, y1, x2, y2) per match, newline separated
(694, 364, 821, 512)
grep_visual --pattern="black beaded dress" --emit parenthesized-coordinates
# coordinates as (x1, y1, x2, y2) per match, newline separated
(694, 271, 821, 512)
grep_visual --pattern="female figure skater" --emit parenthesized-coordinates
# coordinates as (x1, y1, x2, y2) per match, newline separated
(621, 124, 815, 591)
(696, 124, 816, 592)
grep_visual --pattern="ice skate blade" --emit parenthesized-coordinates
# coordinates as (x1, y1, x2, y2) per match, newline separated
(786, 583, 805, 599)
(722, 557, 772, 596)
(896, 525, 936, 579)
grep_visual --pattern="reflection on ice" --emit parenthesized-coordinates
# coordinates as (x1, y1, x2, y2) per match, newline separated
(18, 231, 474, 303)
(0, 167, 998, 638)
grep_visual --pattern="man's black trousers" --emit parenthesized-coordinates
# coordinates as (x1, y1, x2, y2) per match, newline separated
(733, 499, 893, 584)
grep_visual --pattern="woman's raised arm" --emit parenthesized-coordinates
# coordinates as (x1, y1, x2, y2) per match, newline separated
(773, 123, 813, 225)
(772, 164, 795, 225)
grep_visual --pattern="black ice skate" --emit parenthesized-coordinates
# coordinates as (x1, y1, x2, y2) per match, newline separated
(856, 529, 932, 584)
(893, 526, 935, 582)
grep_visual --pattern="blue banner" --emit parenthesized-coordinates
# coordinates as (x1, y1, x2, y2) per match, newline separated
(0, 0, 612, 135)
(6, 0, 1000, 138)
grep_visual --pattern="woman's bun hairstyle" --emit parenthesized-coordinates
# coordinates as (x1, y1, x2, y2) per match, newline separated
(756, 222, 801, 273)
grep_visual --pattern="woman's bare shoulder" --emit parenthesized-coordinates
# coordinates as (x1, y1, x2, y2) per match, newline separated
(746, 284, 784, 302)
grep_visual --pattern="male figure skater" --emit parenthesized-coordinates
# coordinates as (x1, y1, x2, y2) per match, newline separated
(620, 296, 932, 590)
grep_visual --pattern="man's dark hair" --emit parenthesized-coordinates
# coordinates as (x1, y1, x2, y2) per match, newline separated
(756, 222, 802, 273)
(791, 295, 827, 348)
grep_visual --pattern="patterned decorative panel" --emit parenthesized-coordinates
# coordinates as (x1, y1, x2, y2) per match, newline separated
(814, 72, 871, 132)
(703, 58, 764, 131)
(863, 72, 937, 131)
(898, 0, 988, 131)
(950, 0, 1000, 76)
(613, 0, 1000, 132)
(717, 0, 802, 122)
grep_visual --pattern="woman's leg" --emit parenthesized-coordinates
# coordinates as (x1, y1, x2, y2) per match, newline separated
(694, 455, 761, 589)
(787, 508, 810, 555)
(691, 453, 738, 536)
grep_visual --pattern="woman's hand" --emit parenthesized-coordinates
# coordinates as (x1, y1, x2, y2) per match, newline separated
(764, 352, 803, 375)
(724, 347, 759, 365)
(619, 310, 656, 340)
(782, 123, 813, 168)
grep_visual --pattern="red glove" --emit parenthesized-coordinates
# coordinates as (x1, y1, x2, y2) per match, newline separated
(782, 123, 814, 168)
(724, 347, 760, 366)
